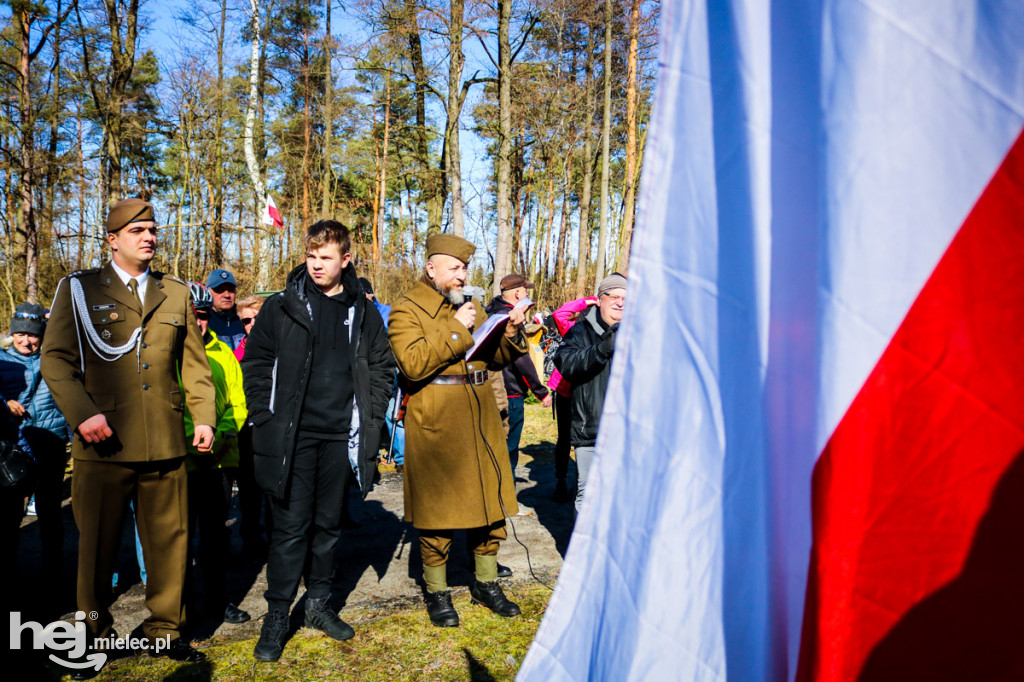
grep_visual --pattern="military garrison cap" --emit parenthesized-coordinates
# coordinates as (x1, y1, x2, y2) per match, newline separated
(425, 234, 476, 264)
(106, 198, 155, 233)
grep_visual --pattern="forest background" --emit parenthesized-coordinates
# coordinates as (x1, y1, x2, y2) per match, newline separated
(0, 0, 658, 318)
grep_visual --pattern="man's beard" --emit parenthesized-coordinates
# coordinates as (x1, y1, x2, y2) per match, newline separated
(434, 281, 465, 306)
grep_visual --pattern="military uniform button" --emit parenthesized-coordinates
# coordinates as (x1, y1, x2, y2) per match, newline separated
(141, 343, 147, 349)
(142, 363, 149, 369)
(452, 334, 458, 340)
(142, 384, 149, 390)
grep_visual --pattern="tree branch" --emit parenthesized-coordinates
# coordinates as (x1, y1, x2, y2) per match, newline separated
(510, 15, 540, 65)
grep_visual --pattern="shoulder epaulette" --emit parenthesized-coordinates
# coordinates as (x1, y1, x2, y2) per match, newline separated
(67, 268, 100, 279)
(155, 271, 187, 286)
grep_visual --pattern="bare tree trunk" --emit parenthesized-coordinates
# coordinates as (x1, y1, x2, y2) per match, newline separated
(243, 0, 269, 289)
(555, 153, 571, 286)
(16, 6, 37, 301)
(374, 76, 391, 262)
(542, 174, 555, 281)
(595, 0, 613, 285)
(371, 83, 381, 255)
(212, 0, 227, 265)
(320, 0, 333, 218)
(444, 0, 466, 237)
(493, 0, 514, 294)
(575, 16, 598, 297)
(301, 26, 312, 229)
(45, 0, 66, 282)
(405, 0, 440, 234)
(618, 0, 640, 273)
(77, 113, 85, 269)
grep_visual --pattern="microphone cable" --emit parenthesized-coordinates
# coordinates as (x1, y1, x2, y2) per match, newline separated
(458, 342, 555, 593)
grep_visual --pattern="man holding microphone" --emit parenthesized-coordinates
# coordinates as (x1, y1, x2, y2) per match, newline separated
(388, 235, 528, 627)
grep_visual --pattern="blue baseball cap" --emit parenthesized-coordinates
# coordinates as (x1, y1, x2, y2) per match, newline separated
(206, 269, 236, 288)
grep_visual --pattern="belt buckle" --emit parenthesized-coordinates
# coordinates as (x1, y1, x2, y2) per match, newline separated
(471, 369, 485, 385)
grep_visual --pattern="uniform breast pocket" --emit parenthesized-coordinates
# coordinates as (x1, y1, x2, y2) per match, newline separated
(155, 311, 186, 351)
(88, 306, 127, 343)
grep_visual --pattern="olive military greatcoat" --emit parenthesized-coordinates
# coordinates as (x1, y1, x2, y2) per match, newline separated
(41, 262, 216, 460)
(388, 278, 527, 529)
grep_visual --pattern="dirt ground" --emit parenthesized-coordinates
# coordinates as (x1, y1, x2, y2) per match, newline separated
(10, 403, 572, 648)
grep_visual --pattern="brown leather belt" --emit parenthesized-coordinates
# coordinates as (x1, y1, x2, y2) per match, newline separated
(431, 370, 488, 386)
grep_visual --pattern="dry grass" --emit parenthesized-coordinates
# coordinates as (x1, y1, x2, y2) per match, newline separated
(75, 402, 562, 681)
(83, 583, 551, 681)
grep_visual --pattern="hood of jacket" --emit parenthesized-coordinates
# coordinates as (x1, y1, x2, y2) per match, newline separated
(485, 295, 513, 316)
(282, 261, 360, 322)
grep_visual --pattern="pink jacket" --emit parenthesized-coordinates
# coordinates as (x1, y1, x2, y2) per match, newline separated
(233, 335, 248, 362)
(547, 296, 597, 397)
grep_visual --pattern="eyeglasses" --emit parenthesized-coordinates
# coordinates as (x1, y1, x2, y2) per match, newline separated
(194, 312, 210, 321)
(240, 317, 255, 327)
(13, 312, 42, 321)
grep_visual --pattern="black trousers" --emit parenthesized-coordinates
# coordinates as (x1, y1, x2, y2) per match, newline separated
(264, 435, 349, 613)
(23, 428, 68, 581)
(187, 466, 235, 609)
(236, 424, 266, 546)
(554, 392, 572, 481)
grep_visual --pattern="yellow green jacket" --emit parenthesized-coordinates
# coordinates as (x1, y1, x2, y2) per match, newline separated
(184, 331, 248, 471)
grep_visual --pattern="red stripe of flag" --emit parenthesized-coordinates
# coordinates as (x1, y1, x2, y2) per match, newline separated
(798, 127, 1024, 681)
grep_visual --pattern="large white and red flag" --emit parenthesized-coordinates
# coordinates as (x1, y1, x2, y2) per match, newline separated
(520, 1, 1024, 680)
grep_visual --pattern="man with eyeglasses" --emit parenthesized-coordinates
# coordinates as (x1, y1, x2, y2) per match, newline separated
(205, 269, 247, 350)
(553, 272, 628, 515)
(41, 197, 216, 675)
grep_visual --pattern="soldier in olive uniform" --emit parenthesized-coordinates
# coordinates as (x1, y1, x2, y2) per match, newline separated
(388, 234, 528, 628)
(41, 198, 216, 670)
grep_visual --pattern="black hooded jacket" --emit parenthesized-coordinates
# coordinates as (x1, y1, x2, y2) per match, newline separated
(241, 263, 395, 500)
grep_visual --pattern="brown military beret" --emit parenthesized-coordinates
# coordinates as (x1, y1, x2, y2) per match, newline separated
(426, 234, 476, 264)
(105, 198, 155, 233)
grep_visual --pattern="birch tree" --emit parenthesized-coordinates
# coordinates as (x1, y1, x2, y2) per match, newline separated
(244, 0, 271, 289)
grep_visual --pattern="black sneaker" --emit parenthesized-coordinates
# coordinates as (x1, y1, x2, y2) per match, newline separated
(224, 603, 251, 624)
(253, 609, 290, 662)
(304, 597, 355, 641)
(424, 589, 459, 627)
(470, 580, 521, 617)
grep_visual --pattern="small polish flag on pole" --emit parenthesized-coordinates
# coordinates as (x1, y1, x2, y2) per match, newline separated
(263, 195, 283, 229)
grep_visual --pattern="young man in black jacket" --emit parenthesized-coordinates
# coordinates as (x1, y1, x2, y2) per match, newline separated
(553, 273, 627, 514)
(241, 220, 394, 662)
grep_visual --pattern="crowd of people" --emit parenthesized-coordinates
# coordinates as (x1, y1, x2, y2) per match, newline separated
(0, 197, 628, 677)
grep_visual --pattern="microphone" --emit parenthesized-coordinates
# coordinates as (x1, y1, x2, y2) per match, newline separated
(462, 285, 486, 302)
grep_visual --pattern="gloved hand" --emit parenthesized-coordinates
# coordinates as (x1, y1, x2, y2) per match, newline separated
(597, 323, 619, 356)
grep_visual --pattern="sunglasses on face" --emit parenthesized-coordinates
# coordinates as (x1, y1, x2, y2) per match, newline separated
(195, 312, 210, 321)
(240, 317, 255, 327)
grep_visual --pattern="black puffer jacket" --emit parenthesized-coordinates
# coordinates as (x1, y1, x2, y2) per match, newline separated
(241, 263, 395, 500)
(553, 305, 615, 447)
